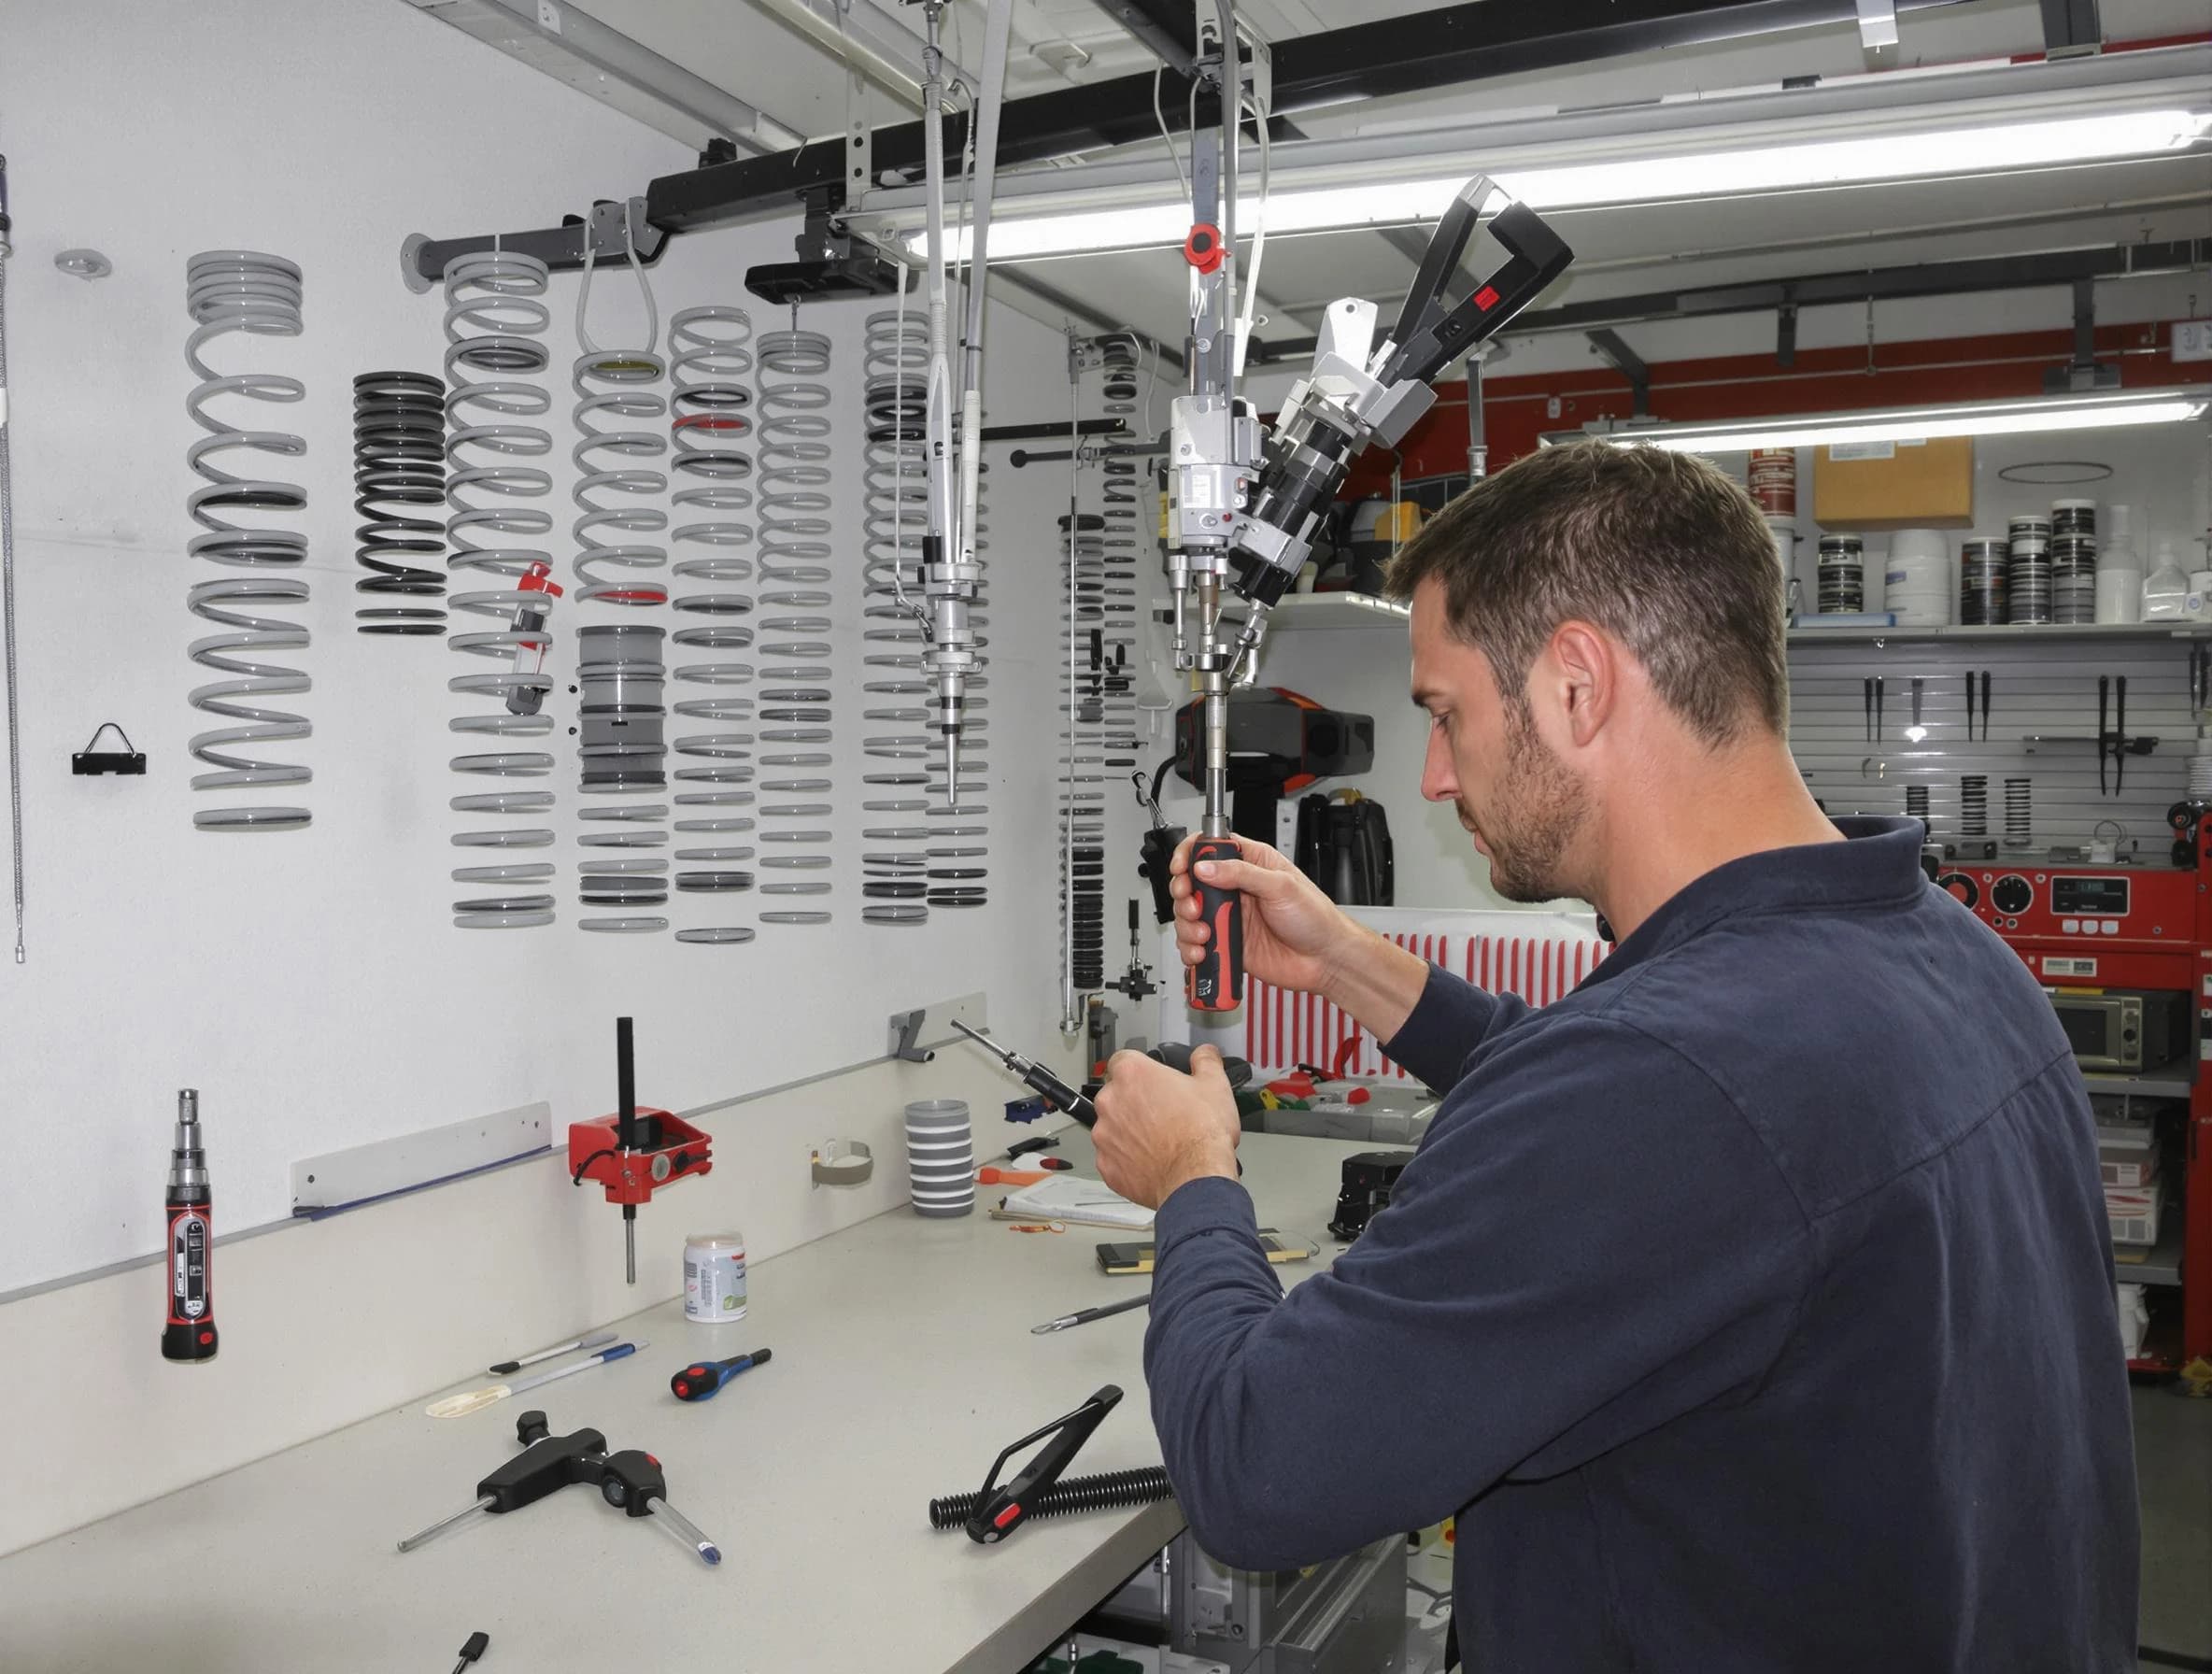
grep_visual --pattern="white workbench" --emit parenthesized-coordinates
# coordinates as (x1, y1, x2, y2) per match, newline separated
(0, 1130, 1372, 1673)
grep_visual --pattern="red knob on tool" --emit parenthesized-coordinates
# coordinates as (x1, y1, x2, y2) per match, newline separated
(1183, 223, 1225, 275)
(1186, 835, 1243, 1012)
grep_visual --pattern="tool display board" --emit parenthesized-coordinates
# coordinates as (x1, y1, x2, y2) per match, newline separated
(1786, 634, 2196, 848)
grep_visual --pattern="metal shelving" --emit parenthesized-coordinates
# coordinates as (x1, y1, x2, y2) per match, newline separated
(2117, 1221, 2186, 1288)
(2081, 1069, 2194, 1100)
(1789, 622, 2212, 647)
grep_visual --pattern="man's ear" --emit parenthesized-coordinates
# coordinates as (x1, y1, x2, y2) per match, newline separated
(1546, 621, 1616, 748)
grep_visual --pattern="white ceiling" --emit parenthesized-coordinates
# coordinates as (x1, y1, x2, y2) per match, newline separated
(409, 0, 2212, 348)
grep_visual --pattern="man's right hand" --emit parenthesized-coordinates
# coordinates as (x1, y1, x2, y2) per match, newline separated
(1170, 833, 1354, 998)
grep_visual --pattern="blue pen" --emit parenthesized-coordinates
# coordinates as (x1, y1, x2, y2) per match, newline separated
(427, 1340, 645, 1417)
(671, 1348, 773, 1401)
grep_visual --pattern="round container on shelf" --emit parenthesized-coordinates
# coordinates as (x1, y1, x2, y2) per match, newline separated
(2051, 498, 2098, 538)
(1959, 536, 2008, 625)
(2008, 515, 2054, 541)
(1883, 532, 1950, 627)
(1816, 534, 1865, 615)
(1748, 449, 1797, 518)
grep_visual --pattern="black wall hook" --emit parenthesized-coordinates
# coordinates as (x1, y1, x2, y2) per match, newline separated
(72, 722, 145, 775)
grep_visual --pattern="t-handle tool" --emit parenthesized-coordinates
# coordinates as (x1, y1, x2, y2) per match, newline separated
(399, 1407, 719, 1566)
(952, 1018, 1097, 1127)
(670, 1347, 772, 1402)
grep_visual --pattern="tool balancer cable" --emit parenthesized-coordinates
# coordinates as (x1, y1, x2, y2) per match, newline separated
(0, 175, 24, 961)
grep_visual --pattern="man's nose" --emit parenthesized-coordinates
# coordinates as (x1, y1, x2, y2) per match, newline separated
(1420, 724, 1456, 803)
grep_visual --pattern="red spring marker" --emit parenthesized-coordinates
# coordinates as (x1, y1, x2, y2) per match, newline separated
(1187, 835, 1244, 1012)
(162, 1089, 218, 1363)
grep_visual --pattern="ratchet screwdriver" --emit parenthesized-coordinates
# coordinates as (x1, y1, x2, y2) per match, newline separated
(952, 1019, 1096, 1126)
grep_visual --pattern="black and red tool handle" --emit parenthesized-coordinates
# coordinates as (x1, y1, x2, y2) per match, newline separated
(161, 1198, 218, 1362)
(1186, 834, 1244, 1013)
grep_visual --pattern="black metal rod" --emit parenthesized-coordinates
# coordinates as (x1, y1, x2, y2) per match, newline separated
(617, 1017, 641, 1152)
(644, 0, 1975, 232)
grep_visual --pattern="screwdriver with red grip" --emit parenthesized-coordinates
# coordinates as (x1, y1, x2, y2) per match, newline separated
(1187, 834, 1243, 1012)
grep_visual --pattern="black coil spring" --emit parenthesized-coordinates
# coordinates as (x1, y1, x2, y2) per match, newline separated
(352, 370, 447, 634)
(928, 1467, 1173, 1531)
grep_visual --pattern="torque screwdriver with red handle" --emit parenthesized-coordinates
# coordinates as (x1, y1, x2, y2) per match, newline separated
(670, 1347, 773, 1402)
(1187, 833, 1243, 1012)
(162, 1088, 218, 1363)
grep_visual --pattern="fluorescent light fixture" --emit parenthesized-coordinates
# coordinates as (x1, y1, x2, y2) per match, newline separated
(915, 107, 2209, 262)
(1544, 389, 2211, 455)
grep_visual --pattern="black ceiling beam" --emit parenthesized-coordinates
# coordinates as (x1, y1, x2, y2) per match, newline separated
(1586, 328, 1652, 413)
(647, 0, 1975, 232)
(1085, 0, 1200, 77)
(1249, 237, 2210, 363)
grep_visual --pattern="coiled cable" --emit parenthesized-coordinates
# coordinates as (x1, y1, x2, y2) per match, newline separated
(927, 1467, 1173, 1531)
(442, 248, 556, 926)
(756, 322, 837, 924)
(184, 249, 312, 832)
(351, 371, 446, 634)
(668, 305, 759, 940)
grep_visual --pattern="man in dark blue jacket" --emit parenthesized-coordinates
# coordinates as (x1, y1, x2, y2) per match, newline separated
(1091, 442, 2137, 1671)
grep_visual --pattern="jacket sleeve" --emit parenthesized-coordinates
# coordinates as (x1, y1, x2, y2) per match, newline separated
(1377, 962, 1530, 1090)
(1143, 1014, 1810, 1572)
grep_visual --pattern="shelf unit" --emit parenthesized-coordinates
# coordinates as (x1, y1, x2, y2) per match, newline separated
(1789, 622, 2212, 646)
(2081, 1069, 2195, 1100)
(2117, 1222, 2186, 1289)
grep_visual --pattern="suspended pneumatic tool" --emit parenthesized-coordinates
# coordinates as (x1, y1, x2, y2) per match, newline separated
(1160, 20, 1572, 1014)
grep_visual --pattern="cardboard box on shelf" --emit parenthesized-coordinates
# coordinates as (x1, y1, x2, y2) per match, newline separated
(1813, 436, 1974, 531)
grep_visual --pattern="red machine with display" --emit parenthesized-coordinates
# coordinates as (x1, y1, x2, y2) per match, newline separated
(1936, 843, 2209, 1374)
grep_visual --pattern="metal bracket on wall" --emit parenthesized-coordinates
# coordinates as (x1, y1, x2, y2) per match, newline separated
(399, 196, 664, 292)
(1587, 328, 1651, 418)
(887, 992, 992, 1065)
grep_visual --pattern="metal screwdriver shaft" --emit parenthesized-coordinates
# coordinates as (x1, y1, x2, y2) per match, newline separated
(648, 1497, 721, 1566)
(397, 1495, 495, 1553)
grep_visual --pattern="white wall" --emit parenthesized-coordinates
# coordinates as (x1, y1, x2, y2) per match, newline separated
(0, 0, 1085, 1291)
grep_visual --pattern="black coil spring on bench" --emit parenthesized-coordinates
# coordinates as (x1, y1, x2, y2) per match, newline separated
(928, 1466, 1174, 1531)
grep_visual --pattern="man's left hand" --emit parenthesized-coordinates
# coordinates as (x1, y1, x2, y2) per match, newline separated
(1092, 1045, 1241, 1210)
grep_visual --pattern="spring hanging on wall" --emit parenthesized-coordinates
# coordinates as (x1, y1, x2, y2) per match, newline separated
(858, 306, 932, 926)
(666, 304, 759, 944)
(441, 248, 557, 928)
(1095, 338, 1142, 764)
(572, 232, 671, 935)
(183, 249, 312, 832)
(351, 370, 447, 634)
(754, 318, 838, 928)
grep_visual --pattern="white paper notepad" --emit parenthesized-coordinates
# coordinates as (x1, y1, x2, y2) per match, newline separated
(999, 1176, 1156, 1229)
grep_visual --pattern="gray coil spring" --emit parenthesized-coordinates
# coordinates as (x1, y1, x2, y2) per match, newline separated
(667, 305, 759, 943)
(858, 309, 931, 926)
(572, 255, 672, 934)
(351, 370, 447, 634)
(755, 325, 837, 926)
(442, 249, 557, 927)
(184, 249, 312, 832)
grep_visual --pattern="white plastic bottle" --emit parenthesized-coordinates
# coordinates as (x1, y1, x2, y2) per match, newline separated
(2142, 541, 2191, 622)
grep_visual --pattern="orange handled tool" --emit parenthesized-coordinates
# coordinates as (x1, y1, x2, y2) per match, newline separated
(1187, 835, 1243, 1011)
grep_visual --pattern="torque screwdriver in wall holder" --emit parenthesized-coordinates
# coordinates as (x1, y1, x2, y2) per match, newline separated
(398, 1408, 720, 1567)
(162, 1089, 218, 1363)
